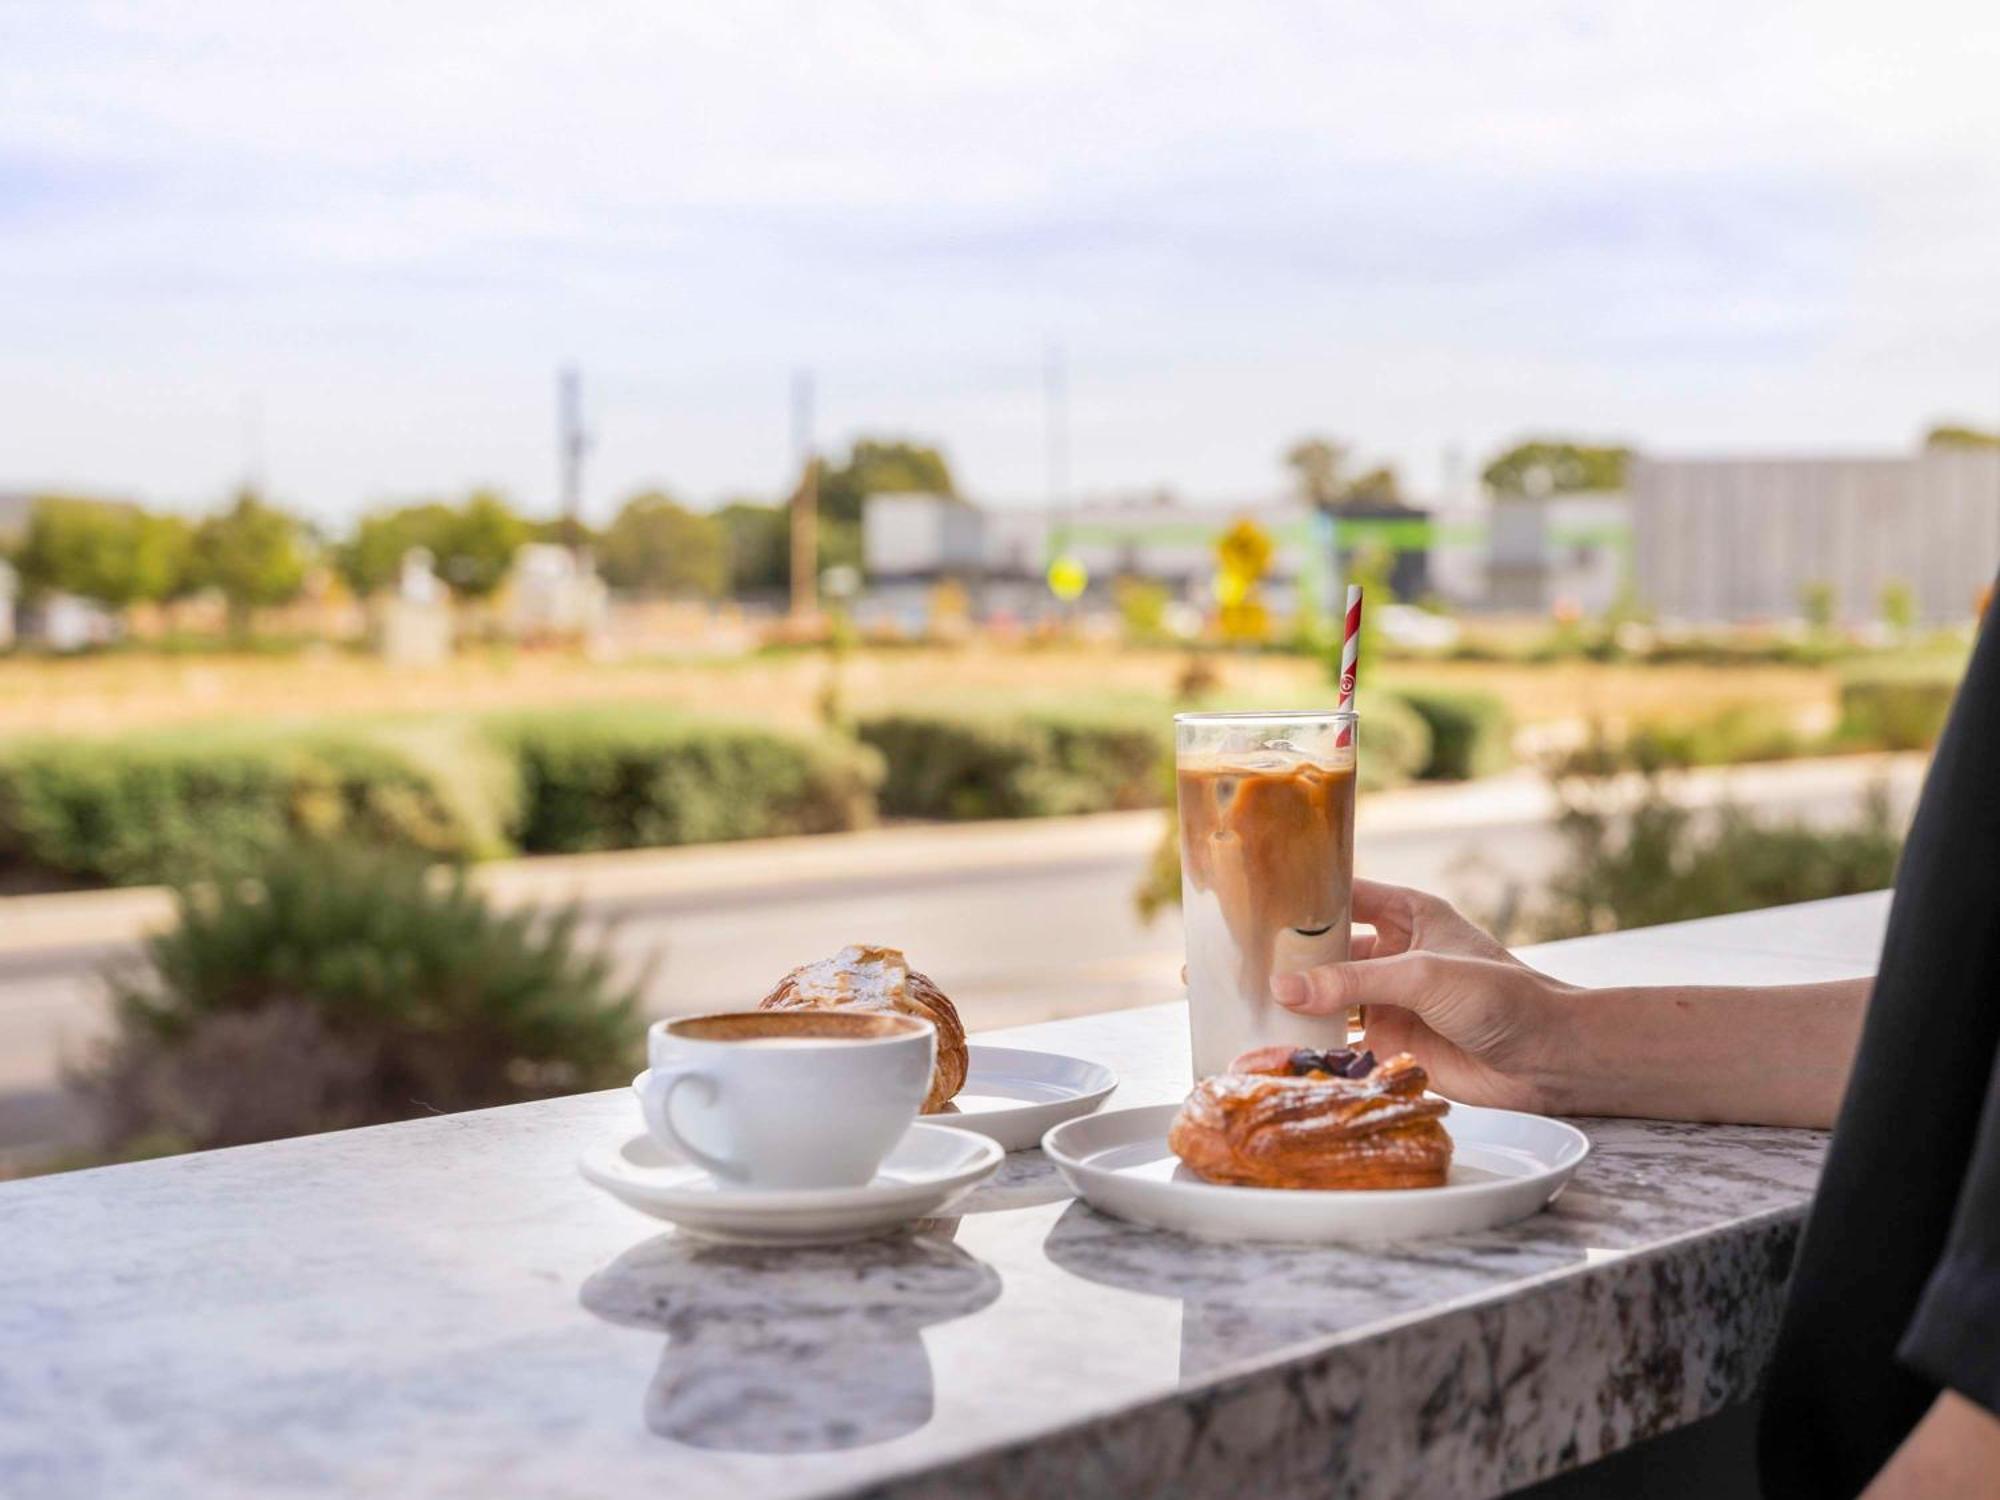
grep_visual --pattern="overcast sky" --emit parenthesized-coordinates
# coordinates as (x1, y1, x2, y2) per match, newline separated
(5, 1, 2000, 525)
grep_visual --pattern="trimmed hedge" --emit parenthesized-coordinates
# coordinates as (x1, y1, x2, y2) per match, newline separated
(1393, 687, 1513, 780)
(0, 712, 879, 888)
(492, 710, 880, 854)
(1357, 693, 1432, 793)
(0, 692, 1472, 892)
(858, 710, 1166, 820)
(1838, 663, 1962, 751)
(0, 728, 503, 889)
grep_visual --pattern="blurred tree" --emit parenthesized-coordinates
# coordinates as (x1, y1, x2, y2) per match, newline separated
(341, 502, 456, 597)
(818, 514, 863, 576)
(1879, 578, 1917, 636)
(1800, 580, 1837, 634)
(716, 501, 789, 594)
(13, 496, 193, 605)
(444, 491, 533, 598)
(1483, 440, 1631, 496)
(1283, 436, 1405, 511)
(1285, 437, 1349, 509)
(713, 500, 860, 593)
(1925, 423, 2000, 449)
(818, 437, 958, 525)
(542, 514, 595, 552)
(1340, 465, 1403, 505)
(340, 491, 530, 600)
(193, 489, 309, 633)
(597, 491, 728, 598)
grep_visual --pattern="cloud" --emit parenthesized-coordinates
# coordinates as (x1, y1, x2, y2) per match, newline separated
(2, 1, 1998, 515)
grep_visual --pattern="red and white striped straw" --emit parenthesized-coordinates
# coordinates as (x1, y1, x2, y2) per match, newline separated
(1335, 583, 1362, 748)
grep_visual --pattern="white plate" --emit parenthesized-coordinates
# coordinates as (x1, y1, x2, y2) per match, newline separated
(925, 1045, 1118, 1151)
(579, 1121, 1003, 1245)
(1042, 1101, 1589, 1244)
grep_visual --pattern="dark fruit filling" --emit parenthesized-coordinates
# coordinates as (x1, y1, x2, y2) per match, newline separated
(1286, 1046, 1376, 1080)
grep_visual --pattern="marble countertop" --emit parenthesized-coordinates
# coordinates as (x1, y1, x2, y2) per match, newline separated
(0, 893, 1887, 1500)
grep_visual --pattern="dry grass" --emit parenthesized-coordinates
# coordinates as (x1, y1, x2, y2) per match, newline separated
(0, 645, 1839, 741)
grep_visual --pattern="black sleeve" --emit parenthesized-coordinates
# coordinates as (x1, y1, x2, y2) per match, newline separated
(1899, 1051, 2000, 1416)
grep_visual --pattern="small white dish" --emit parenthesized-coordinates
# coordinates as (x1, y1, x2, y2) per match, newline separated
(925, 1045, 1119, 1152)
(580, 1121, 1003, 1245)
(1042, 1101, 1589, 1244)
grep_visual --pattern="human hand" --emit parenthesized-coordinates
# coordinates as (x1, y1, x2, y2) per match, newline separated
(1271, 880, 1573, 1113)
(1342, 878, 1522, 966)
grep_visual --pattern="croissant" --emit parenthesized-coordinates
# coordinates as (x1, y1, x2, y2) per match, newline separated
(759, 945, 968, 1111)
(1167, 1052, 1452, 1190)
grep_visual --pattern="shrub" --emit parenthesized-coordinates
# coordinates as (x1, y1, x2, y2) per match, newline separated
(1356, 692, 1432, 793)
(1838, 662, 1963, 751)
(0, 727, 507, 889)
(494, 709, 880, 853)
(73, 842, 640, 1155)
(1516, 759, 1902, 942)
(1635, 703, 1808, 767)
(858, 710, 1166, 820)
(1393, 687, 1513, 780)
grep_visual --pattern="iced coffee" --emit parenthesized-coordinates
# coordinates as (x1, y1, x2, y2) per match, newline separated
(1176, 712, 1357, 1078)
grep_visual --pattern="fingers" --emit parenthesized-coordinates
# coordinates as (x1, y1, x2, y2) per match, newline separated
(1273, 950, 1447, 1018)
(1348, 931, 1377, 961)
(1349, 879, 1420, 926)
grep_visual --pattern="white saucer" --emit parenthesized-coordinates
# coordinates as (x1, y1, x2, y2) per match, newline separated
(924, 1045, 1118, 1151)
(579, 1121, 1003, 1245)
(1042, 1101, 1589, 1244)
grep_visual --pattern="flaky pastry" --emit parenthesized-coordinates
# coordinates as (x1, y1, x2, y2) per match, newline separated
(759, 945, 968, 1111)
(1167, 1051, 1452, 1190)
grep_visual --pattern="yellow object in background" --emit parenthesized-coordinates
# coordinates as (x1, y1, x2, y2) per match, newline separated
(1047, 555, 1089, 602)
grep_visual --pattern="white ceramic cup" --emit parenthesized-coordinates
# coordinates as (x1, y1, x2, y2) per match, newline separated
(637, 1010, 936, 1190)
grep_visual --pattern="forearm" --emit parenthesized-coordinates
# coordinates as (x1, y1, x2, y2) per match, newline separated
(1537, 976, 1871, 1128)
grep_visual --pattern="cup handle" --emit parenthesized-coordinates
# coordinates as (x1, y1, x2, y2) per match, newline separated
(637, 1066, 742, 1181)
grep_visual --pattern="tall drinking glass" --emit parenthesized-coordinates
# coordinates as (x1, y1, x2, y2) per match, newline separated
(1175, 710, 1358, 1078)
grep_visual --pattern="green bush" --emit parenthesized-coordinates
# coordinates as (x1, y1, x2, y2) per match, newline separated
(73, 842, 640, 1155)
(1636, 703, 1808, 767)
(494, 709, 880, 853)
(1356, 692, 1432, 793)
(1393, 687, 1513, 780)
(858, 710, 1166, 819)
(1838, 663, 1962, 751)
(1511, 744, 1902, 942)
(0, 727, 506, 889)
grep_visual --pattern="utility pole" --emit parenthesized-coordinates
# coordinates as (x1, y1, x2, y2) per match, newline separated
(558, 365, 588, 556)
(1044, 341, 1071, 555)
(789, 368, 819, 621)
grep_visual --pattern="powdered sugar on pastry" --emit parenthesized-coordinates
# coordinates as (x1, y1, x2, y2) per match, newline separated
(760, 945, 969, 1110)
(768, 945, 913, 1013)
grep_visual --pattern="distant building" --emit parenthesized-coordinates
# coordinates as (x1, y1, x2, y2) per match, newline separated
(1484, 491, 1631, 615)
(502, 543, 609, 642)
(861, 493, 1434, 626)
(1632, 449, 2000, 624)
(19, 592, 121, 652)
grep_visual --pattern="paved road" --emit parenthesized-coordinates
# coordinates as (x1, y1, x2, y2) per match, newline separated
(0, 755, 1924, 1156)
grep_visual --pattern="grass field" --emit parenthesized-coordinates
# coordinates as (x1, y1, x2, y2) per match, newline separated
(0, 644, 1844, 742)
